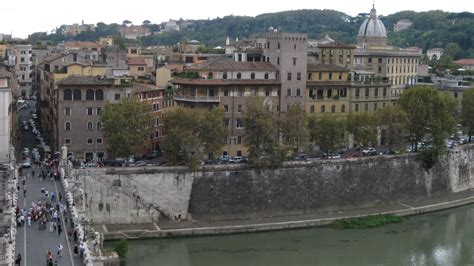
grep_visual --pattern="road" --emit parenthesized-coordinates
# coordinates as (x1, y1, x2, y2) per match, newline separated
(15, 102, 83, 266)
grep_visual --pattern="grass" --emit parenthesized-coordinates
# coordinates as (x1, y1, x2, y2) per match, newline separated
(328, 214, 402, 229)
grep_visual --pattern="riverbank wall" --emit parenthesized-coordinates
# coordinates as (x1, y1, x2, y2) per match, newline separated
(70, 145, 474, 239)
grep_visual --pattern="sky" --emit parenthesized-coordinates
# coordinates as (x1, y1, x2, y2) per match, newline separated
(1, 0, 474, 38)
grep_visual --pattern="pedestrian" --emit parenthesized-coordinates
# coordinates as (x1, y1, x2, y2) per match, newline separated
(73, 229, 78, 242)
(41, 187, 45, 195)
(22, 179, 25, 186)
(16, 185, 20, 192)
(15, 253, 21, 265)
(49, 221, 54, 232)
(45, 190, 49, 199)
(57, 223, 62, 235)
(57, 244, 63, 257)
(54, 261, 58, 266)
(27, 215, 31, 226)
(73, 244, 78, 257)
(32, 170, 35, 178)
(51, 192, 56, 202)
(58, 192, 62, 202)
(23, 188, 26, 198)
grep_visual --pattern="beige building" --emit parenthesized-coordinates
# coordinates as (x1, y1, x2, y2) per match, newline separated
(170, 61, 281, 157)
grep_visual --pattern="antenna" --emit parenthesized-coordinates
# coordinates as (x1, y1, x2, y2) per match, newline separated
(372, 0, 375, 8)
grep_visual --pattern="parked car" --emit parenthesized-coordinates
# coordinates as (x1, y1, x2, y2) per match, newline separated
(219, 155, 231, 163)
(328, 154, 341, 159)
(362, 148, 377, 156)
(135, 160, 149, 167)
(233, 156, 248, 163)
(23, 125, 29, 131)
(383, 150, 396, 155)
(21, 158, 31, 168)
(292, 154, 308, 161)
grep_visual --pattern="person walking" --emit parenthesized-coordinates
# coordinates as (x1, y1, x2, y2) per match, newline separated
(58, 192, 62, 202)
(73, 244, 79, 257)
(23, 187, 26, 198)
(15, 253, 21, 265)
(27, 215, 31, 226)
(57, 244, 63, 257)
(57, 223, 62, 235)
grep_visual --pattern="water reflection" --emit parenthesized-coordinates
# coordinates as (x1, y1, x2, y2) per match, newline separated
(117, 205, 474, 266)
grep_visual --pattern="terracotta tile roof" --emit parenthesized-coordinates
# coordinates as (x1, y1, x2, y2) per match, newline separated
(307, 64, 349, 72)
(57, 75, 113, 86)
(185, 61, 278, 72)
(455, 59, 474, 66)
(43, 53, 70, 63)
(128, 57, 147, 66)
(132, 82, 164, 93)
(170, 78, 280, 86)
(65, 41, 103, 49)
(164, 64, 185, 71)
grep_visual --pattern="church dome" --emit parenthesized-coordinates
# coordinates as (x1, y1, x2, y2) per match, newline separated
(358, 6, 387, 37)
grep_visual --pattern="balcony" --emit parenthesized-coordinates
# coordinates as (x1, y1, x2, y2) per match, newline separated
(174, 95, 221, 103)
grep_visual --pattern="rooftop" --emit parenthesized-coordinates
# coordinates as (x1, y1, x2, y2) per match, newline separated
(170, 78, 281, 86)
(132, 82, 163, 93)
(57, 75, 113, 86)
(128, 57, 147, 66)
(455, 59, 474, 66)
(185, 61, 278, 72)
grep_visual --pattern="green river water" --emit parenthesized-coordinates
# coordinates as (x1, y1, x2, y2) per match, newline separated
(118, 205, 474, 265)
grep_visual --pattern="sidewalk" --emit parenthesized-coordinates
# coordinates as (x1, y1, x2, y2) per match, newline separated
(15, 165, 84, 266)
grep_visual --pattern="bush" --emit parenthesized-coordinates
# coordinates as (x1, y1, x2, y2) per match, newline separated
(114, 239, 128, 259)
(328, 215, 402, 229)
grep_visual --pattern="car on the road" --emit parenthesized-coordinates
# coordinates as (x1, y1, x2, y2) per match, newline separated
(328, 154, 341, 159)
(233, 156, 248, 163)
(21, 158, 31, 168)
(22, 148, 29, 156)
(23, 125, 29, 131)
(362, 148, 377, 156)
(135, 160, 149, 167)
(32, 114, 37, 119)
(219, 155, 231, 164)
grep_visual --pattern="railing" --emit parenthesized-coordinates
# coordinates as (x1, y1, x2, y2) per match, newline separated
(174, 95, 221, 102)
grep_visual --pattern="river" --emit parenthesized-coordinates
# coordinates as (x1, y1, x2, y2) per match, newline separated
(118, 205, 474, 265)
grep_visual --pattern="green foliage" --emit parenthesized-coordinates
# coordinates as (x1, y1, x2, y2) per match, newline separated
(461, 88, 474, 139)
(244, 97, 284, 168)
(173, 72, 200, 79)
(346, 112, 378, 147)
(308, 115, 346, 154)
(328, 215, 402, 229)
(100, 96, 155, 158)
(114, 239, 128, 259)
(279, 104, 308, 153)
(377, 106, 408, 151)
(399, 86, 456, 161)
(162, 107, 228, 167)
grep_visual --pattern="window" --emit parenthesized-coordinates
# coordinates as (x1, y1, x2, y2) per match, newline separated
(65, 122, 71, 131)
(236, 118, 243, 128)
(374, 88, 379, 98)
(155, 130, 160, 138)
(96, 138, 103, 144)
(296, 89, 301, 97)
(223, 72, 228, 80)
(378, 58, 382, 64)
(318, 72, 322, 80)
(264, 73, 269, 80)
(224, 90, 229, 96)
(238, 105, 243, 112)
(310, 105, 315, 113)
(65, 138, 71, 145)
(97, 121, 102, 129)
(95, 89, 104, 101)
(73, 89, 81, 101)
(267, 42, 270, 49)
(237, 136, 242, 144)
(237, 89, 243, 96)
(266, 89, 270, 96)
(225, 118, 230, 127)
(294, 43, 297, 50)
(355, 104, 359, 112)
(327, 89, 332, 98)
(297, 72, 301, 80)
(321, 105, 326, 113)
(87, 138, 94, 144)
(293, 58, 297, 66)
(365, 103, 369, 112)
(251, 73, 255, 80)
(383, 87, 387, 97)
(138, 67, 144, 71)
(208, 72, 213, 79)
(287, 88, 291, 97)
(64, 89, 72, 101)
(308, 73, 312, 80)
(115, 94, 121, 100)
(237, 72, 242, 79)
(277, 42, 280, 49)
(64, 107, 71, 116)
(374, 103, 378, 111)
(86, 89, 95, 100)
(368, 58, 372, 63)
(87, 108, 93, 116)
(339, 73, 342, 80)
(277, 57, 280, 65)
(224, 105, 229, 112)
(329, 73, 333, 80)
(331, 105, 336, 113)
(96, 107, 102, 115)
(341, 105, 346, 113)
(87, 121, 93, 131)
(287, 73, 292, 81)
(365, 88, 369, 98)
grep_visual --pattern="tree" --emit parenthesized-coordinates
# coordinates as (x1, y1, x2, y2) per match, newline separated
(399, 86, 456, 166)
(279, 103, 308, 153)
(100, 97, 155, 158)
(346, 112, 378, 148)
(142, 20, 151, 26)
(461, 88, 474, 142)
(445, 42, 461, 59)
(199, 107, 228, 159)
(122, 20, 132, 26)
(377, 106, 408, 152)
(244, 97, 284, 168)
(308, 115, 346, 155)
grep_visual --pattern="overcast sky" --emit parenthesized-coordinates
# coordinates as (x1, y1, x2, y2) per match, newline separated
(1, 0, 473, 38)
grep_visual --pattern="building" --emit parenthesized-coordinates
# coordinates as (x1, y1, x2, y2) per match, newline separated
(454, 59, 474, 71)
(56, 75, 134, 161)
(393, 19, 413, 32)
(170, 61, 281, 156)
(308, 35, 356, 67)
(127, 57, 147, 79)
(156, 64, 184, 87)
(349, 70, 393, 113)
(64, 22, 95, 36)
(355, 5, 422, 92)
(263, 32, 308, 112)
(14, 45, 33, 97)
(162, 20, 180, 32)
(0, 34, 12, 42)
(99, 37, 114, 46)
(0, 67, 13, 163)
(427, 48, 444, 60)
(179, 40, 203, 54)
(133, 83, 164, 153)
(119, 26, 151, 39)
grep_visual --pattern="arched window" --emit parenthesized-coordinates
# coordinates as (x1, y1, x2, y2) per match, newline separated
(321, 105, 325, 113)
(310, 105, 315, 113)
(73, 89, 82, 101)
(341, 105, 346, 113)
(223, 72, 228, 80)
(250, 72, 255, 80)
(65, 121, 71, 131)
(95, 89, 104, 101)
(237, 72, 242, 79)
(87, 121, 93, 131)
(64, 89, 72, 101)
(97, 121, 102, 130)
(331, 105, 336, 113)
(86, 89, 95, 100)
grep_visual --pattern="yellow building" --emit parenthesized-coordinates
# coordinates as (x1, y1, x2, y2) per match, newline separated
(306, 64, 351, 115)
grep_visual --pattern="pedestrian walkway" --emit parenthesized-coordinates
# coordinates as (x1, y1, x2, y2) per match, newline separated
(15, 165, 84, 266)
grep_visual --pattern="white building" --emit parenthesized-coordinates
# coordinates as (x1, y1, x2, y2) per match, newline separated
(0, 68, 12, 163)
(393, 19, 413, 32)
(15, 44, 33, 97)
(427, 48, 444, 60)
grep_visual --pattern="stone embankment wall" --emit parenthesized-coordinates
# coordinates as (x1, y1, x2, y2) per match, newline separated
(77, 146, 474, 225)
